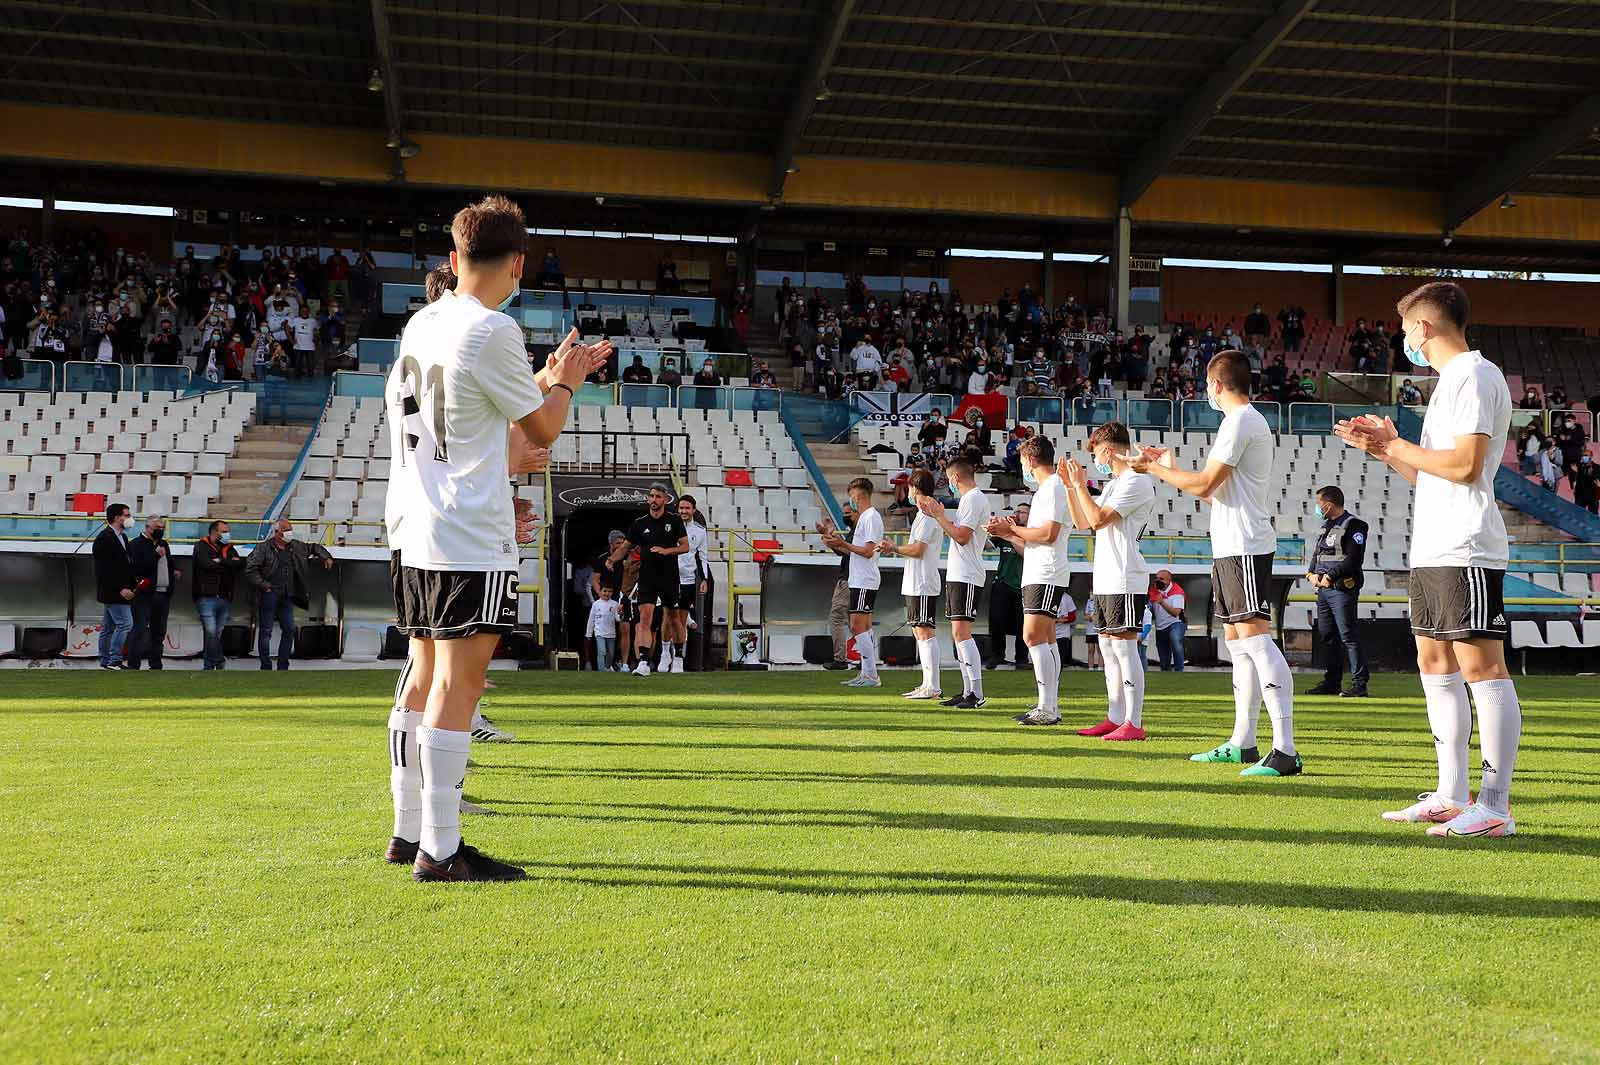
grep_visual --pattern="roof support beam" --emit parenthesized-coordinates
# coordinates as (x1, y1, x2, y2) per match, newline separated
(368, 0, 408, 180)
(1443, 90, 1600, 232)
(1118, 0, 1319, 208)
(768, 0, 857, 202)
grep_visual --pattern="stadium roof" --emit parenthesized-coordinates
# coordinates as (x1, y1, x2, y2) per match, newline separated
(4, 0, 1600, 264)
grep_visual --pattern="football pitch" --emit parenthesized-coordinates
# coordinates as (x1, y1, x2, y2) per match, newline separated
(5, 668, 1598, 1063)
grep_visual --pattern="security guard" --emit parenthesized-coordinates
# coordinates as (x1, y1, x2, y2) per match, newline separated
(1304, 485, 1370, 697)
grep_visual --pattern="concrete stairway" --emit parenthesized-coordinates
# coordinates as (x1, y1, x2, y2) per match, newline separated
(808, 440, 910, 529)
(745, 313, 785, 369)
(1499, 500, 1570, 545)
(214, 424, 311, 518)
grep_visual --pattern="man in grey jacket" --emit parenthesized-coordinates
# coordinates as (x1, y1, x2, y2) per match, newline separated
(244, 518, 333, 670)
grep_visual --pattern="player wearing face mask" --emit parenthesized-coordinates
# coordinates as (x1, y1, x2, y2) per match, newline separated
(1133, 350, 1303, 778)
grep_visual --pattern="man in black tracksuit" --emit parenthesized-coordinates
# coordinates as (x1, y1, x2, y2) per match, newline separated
(1304, 485, 1370, 697)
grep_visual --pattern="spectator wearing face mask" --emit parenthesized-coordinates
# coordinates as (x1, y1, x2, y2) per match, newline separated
(1277, 304, 1306, 353)
(657, 358, 682, 390)
(692, 358, 722, 409)
(622, 354, 654, 385)
(127, 515, 180, 670)
(323, 248, 351, 305)
(1572, 451, 1599, 514)
(93, 503, 139, 670)
(966, 358, 991, 397)
(1244, 303, 1270, 353)
(1555, 413, 1587, 475)
(883, 354, 910, 393)
(193, 520, 246, 670)
(244, 518, 333, 671)
(290, 305, 318, 377)
(750, 360, 778, 389)
(1398, 378, 1424, 406)
(1539, 440, 1563, 491)
(1519, 386, 1543, 410)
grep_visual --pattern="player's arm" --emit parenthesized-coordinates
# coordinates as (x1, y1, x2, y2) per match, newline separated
(652, 534, 691, 557)
(1136, 448, 1234, 499)
(920, 497, 973, 545)
(880, 536, 927, 558)
(1007, 519, 1061, 544)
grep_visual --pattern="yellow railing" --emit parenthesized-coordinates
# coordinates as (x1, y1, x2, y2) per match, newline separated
(1286, 592, 1597, 607)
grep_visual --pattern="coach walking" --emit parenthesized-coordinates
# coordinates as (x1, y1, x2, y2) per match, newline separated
(92, 503, 138, 670)
(1304, 485, 1370, 698)
(244, 518, 333, 670)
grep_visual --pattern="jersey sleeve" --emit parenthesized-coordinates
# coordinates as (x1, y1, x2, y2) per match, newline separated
(915, 516, 940, 547)
(1441, 368, 1497, 438)
(475, 322, 544, 424)
(1098, 475, 1146, 516)
(1210, 412, 1247, 467)
(1045, 480, 1070, 524)
(859, 509, 884, 543)
(626, 516, 648, 545)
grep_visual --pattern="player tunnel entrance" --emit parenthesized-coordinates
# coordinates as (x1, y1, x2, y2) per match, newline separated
(546, 476, 656, 651)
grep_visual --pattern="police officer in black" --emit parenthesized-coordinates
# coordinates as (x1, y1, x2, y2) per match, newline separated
(1303, 485, 1370, 697)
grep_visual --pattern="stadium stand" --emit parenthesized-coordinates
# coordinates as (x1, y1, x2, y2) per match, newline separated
(0, 389, 251, 517)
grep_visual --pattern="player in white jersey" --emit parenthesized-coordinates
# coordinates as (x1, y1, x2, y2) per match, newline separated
(986, 435, 1072, 726)
(1134, 350, 1303, 777)
(1060, 421, 1157, 741)
(825, 477, 883, 687)
(877, 469, 946, 700)
(920, 454, 992, 708)
(382, 195, 607, 882)
(662, 494, 709, 673)
(1336, 281, 1521, 837)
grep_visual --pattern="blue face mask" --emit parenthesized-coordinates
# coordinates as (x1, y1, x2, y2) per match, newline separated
(1311, 502, 1326, 522)
(1092, 460, 1113, 478)
(219, 532, 231, 544)
(1022, 465, 1039, 489)
(1206, 392, 1223, 413)
(496, 286, 518, 313)
(1402, 325, 1428, 367)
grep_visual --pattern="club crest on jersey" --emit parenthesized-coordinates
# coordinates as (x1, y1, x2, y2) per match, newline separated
(1351, 531, 1365, 544)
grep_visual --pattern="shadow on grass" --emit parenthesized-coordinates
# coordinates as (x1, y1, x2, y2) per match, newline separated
(484, 763, 1429, 803)
(515, 859, 1600, 918)
(496, 799, 1600, 858)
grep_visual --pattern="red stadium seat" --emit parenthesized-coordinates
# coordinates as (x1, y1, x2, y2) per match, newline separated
(72, 493, 106, 514)
(751, 538, 782, 563)
(724, 469, 753, 486)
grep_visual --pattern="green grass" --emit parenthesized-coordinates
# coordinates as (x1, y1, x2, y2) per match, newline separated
(4, 668, 1599, 1064)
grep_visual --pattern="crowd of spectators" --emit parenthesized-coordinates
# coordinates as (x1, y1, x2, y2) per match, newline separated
(763, 276, 1347, 412)
(0, 225, 377, 383)
(1519, 413, 1597, 510)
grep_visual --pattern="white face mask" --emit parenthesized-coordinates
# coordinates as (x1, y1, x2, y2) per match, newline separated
(280, 529, 295, 542)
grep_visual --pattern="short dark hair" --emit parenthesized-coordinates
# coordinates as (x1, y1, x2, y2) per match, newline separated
(1316, 485, 1344, 506)
(1397, 280, 1469, 331)
(425, 263, 456, 303)
(450, 194, 527, 265)
(847, 477, 874, 497)
(908, 469, 936, 496)
(1087, 420, 1132, 450)
(106, 502, 129, 522)
(1019, 435, 1055, 468)
(677, 493, 696, 508)
(946, 456, 975, 481)
(207, 519, 226, 536)
(1207, 350, 1251, 396)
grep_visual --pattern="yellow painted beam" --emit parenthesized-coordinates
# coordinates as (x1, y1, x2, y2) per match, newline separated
(404, 134, 768, 205)
(782, 156, 1116, 220)
(2, 101, 1598, 243)
(0, 102, 392, 184)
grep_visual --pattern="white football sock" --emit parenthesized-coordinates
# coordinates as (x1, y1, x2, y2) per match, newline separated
(1420, 672, 1472, 807)
(1240, 633, 1295, 755)
(916, 636, 939, 691)
(1110, 638, 1145, 728)
(417, 725, 471, 861)
(387, 707, 422, 843)
(1099, 636, 1126, 725)
(1226, 639, 1260, 749)
(958, 638, 983, 699)
(1469, 678, 1521, 815)
(855, 630, 878, 680)
(1028, 642, 1061, 713)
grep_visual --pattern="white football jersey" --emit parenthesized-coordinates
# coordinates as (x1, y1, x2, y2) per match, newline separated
(1207, 403, 1275, 557)
(945, 487, 993, 587)
(901, 511, 944, 596)
(384, 291, 544, 571)
(1021, 474, 1072, 586)
(849, 506, 884, 590)
(1411, 350, 1510, 569)
(677, 522, 709, 583)
(1091, 471, 1157, 595)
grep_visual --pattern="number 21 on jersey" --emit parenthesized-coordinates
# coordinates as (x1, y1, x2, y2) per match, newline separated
(395, 355, 448, 464)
